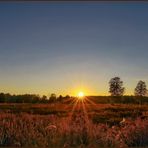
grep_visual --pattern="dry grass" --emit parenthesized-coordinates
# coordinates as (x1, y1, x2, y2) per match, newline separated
(0, 112, 148, 147)
(0, 102, 148, 147)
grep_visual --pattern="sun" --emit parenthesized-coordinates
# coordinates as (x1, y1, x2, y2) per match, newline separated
(78, 92, 84, 98)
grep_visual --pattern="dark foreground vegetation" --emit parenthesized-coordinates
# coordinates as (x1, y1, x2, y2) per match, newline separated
(1, 93, 148, 147)
(0, 111, 148, 148)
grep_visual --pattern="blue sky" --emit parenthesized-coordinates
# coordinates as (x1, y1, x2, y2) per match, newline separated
(0, 2, 148, 96)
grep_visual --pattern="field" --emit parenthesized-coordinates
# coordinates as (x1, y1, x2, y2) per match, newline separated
(1, 97, 148, 148)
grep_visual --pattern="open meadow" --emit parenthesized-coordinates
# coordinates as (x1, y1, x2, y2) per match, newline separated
(1, 97, 148, 148)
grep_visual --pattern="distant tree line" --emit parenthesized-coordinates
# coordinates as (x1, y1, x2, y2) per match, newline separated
(0, 93, 70, 103)
(0, 76, 147, 104)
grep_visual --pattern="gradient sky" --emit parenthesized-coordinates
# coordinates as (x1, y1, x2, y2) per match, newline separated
(0, 2, 148, 96)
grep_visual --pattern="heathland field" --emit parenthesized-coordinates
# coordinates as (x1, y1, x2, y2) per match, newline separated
(1, 97, 148, 147)
(0, 102, 148, 125)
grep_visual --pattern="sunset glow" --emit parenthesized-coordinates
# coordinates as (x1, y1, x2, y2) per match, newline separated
(0, 3, 147, 96)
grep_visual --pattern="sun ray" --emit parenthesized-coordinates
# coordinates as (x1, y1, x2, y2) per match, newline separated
(82, 99, 91, 112)
(67, 92, 98, 133)
(82, 100, 90, 124)
(68, 99, 79, 122)
(85, 97, 97, 106)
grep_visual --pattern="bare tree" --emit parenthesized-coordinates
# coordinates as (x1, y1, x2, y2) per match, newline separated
(134, 80, 147, 97)
(109, 77, 125, 96)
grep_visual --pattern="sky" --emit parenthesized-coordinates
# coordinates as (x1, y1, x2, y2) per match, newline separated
(0, 2, 148, 96)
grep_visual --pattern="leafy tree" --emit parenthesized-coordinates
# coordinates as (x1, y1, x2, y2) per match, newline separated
(49, 93, 57, 103)
(134, 80, 147, 97)
(57, 95, 63, 102)
(41, 95, 48, 103)
(109, 77, 125, 96)
(0, 93, 6, 103)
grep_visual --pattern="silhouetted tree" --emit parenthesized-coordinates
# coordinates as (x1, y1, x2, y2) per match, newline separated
(57, 95, 63, 102)
(135, 80, 147, 97)
(0, 93, 6, 103)
(41, 95, 47, 103)
(109, 77, 125, 96)
(49, 93, 56, 103)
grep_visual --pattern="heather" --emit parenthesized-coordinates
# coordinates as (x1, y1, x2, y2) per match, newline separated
(0, 98, 148, 148)
(0, 112, 148, 148)
(0, 103, 147, 125)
